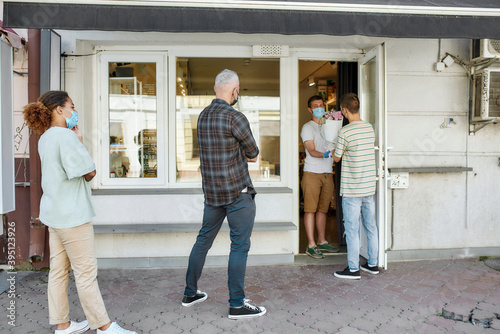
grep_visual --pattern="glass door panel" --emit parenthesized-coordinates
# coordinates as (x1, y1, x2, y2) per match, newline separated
(358, 44, 388, 269)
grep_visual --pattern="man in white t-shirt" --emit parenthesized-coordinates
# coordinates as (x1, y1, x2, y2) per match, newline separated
(300, 95, 339, 258)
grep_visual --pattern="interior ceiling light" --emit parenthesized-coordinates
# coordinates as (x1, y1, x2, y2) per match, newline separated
(308, 77, 316, 86)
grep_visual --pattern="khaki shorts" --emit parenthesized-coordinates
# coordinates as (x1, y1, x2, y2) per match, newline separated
(301, 172, 334, 213)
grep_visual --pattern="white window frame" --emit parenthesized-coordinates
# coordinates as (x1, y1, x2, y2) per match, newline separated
(96, 52, 167, 188)
(167, 45, 290, 189)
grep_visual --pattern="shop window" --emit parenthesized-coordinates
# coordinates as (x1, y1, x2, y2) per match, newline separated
(108, 62, 158, 179)
(98, 53, 165, 188)
(175, 57, 281, 183)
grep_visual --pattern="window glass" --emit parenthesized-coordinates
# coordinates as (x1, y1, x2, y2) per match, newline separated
(108, 62, 157, 178)
(175, 58, 280, 183)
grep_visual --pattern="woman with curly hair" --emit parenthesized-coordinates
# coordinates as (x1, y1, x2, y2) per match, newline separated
(23, 91, 136, 334)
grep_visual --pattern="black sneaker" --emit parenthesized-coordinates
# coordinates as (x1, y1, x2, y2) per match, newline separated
(360, 263, 379, 275)
(334, 267, 361, 280)
(181, 290, 207, 307)
(228, 300, 267, 319)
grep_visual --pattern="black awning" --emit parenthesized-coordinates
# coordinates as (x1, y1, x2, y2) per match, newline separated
(4, 2, 500, 39)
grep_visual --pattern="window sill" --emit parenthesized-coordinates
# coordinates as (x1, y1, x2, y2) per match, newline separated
(92, 187, 293, 196)
(94, 221, 296, 233)
(388, 167, 473, 173)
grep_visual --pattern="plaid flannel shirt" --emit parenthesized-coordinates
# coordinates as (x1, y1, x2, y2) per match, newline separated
(197, 98, 259, 206)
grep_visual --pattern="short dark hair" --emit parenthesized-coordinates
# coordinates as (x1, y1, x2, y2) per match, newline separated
(339, 93, 359, 114)
(307, 95, 324, 108)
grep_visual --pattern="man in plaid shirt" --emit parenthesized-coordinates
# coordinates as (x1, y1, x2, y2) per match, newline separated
(182, 69, 266, 319)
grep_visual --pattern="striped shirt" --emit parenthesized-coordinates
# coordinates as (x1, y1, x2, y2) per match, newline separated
(334, 121, 376, 197)
(198, 98, 259, 206)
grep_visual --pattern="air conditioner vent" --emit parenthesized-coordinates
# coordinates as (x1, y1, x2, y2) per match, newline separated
(252, 45, 289, 57)
(487, 39, 500, 54)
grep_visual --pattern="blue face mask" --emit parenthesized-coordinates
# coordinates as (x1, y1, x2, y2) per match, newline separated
(63, 108, 79, 129)
(312, 107, 325, 119)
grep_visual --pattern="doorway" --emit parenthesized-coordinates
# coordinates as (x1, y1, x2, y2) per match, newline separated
(298, 60, 358, 254)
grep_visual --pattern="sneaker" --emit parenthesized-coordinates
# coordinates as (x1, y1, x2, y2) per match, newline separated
(306, 246, 325, 259)
(361, 263, 379, 274)
(181, 290, 208, 307)
(55, 320, 89, 334)
(334, 267, 361, 280)
(317, 242, 340, 253)
(228, 299, 267, 319)
(97, 322, 137, 334)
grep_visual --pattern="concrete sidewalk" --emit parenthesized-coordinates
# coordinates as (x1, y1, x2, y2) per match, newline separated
(1, 258, 499, 333)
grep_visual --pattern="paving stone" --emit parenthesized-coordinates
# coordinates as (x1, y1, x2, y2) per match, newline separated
(289, 314, 315, 327)
(386, 298, 413, 310)
(490, 318, 500, 331)
(372, 305, 402, 318)
(349, 317, 380, 332)
(403, 315, 430, 329)
(374, 323, 407, 334)
(191, 322, 224, 334)
(132, 316, 165, 332)
(416, 296, 448, 312)
(452, 321, 490, 334)
(483, 294, 500, 306)
(310, 319, 342, 333)
(442, 303, 474, 322)
(413, 322, 446, 333)
(470, 308, 496, 328)
(425, 315, 456, 329)
(336, 326, 369, 334)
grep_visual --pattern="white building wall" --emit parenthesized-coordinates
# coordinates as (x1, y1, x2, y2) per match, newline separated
(386, 38, 500, 253)
(61, 31, 499, 266)
(90, 192, 296, 259)
(63, 37, 298, 264)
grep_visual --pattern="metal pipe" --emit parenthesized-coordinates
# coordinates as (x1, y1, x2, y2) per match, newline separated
(27, 29, 46, 264)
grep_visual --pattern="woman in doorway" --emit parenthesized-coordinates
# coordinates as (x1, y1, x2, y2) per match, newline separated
(23, 91, 136, 334)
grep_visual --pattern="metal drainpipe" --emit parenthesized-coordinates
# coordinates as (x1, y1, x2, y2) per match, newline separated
(27, 29, 45, 264)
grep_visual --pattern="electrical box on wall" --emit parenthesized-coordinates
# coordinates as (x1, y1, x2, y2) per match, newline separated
(472, 68, 500, 120)
(389, 173, 409, 189)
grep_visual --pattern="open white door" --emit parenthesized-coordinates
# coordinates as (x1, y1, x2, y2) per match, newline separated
(357, 44, 388, 269)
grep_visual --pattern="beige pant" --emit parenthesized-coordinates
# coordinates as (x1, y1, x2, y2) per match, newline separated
(48, 223, 110, 329)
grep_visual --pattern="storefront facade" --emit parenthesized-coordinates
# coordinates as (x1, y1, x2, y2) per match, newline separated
(4, 0, 500, 268)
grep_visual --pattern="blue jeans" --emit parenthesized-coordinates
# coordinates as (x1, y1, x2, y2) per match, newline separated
(342, 195, 378, 271)
(184, 193, 256, 307)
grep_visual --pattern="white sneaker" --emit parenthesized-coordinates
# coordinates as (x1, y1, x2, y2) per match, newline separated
(97, 322, 137, 334)
(55, 320, 90, 334)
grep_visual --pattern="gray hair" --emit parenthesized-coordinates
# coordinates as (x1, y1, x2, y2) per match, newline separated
(215, 69, 239, 86)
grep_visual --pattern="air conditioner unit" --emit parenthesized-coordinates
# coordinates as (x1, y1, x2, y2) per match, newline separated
(471, 39, 500, 60)
(472, 68, 500, 120)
